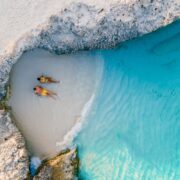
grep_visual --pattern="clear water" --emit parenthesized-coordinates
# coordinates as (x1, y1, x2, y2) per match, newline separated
(75, 21, 180, 179)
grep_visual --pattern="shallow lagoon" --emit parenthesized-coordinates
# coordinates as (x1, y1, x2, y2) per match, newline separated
(75, 21, 180, 179)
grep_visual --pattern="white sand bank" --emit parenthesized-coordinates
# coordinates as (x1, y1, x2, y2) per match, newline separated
(9, 49, 103, 159)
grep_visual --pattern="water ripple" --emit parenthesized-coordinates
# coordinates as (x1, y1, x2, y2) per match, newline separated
(76, 21, 180, 179)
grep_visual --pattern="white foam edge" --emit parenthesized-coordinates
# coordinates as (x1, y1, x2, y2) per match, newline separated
(55, 52, 104, 152)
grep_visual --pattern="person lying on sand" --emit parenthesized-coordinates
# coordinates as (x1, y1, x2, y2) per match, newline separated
(37, 75, 60, 84)
(33, 85, 57, 99)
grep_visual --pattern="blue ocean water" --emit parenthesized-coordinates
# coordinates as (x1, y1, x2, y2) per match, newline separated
(75, 21, 180, 179)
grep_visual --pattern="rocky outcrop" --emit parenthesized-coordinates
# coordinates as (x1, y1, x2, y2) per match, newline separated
(34, 148, 79, 180)
(0, 0, 179, 179)
(0, 113, 29, 179)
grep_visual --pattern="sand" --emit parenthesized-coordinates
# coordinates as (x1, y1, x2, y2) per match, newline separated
(9, 49, 103, 159)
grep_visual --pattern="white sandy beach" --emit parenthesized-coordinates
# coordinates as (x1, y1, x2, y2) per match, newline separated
(9, 49, 103, 158)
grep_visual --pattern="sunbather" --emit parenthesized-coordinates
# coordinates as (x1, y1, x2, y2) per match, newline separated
(37, 75, 59, 84)
(33, 85, 57, 99)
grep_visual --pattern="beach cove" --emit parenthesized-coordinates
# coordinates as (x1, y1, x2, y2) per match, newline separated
(0, 0, 179, 179)
(9, 49, 103, 158)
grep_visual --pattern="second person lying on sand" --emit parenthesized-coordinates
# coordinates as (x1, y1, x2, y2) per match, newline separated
(33, 85, 57, 99)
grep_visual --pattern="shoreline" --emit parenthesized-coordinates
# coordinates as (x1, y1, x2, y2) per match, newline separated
(57, 52, 104, 153)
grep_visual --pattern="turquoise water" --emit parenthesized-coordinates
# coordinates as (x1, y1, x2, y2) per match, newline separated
(75, 21, 180, 179)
